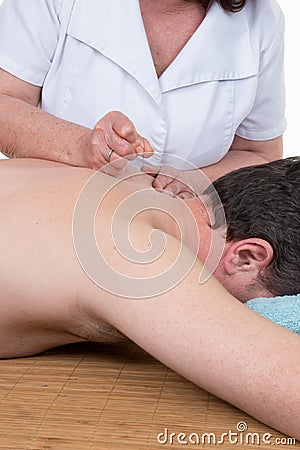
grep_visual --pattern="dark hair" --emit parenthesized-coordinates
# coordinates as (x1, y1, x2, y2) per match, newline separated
(197, 0, 247, 12)
(217, 0, 247, 12)
(206, 157, 300, 296)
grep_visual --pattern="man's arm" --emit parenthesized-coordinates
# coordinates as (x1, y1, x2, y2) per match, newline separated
(84, 231, 300, 439)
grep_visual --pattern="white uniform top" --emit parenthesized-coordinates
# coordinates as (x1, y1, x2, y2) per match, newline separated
(0, 0, 286, 169)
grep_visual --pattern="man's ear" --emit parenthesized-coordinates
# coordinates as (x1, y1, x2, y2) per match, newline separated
(223, 238, 274, 276)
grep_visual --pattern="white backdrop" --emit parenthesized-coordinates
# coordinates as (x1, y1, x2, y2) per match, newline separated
(278, 0, 300, 157)
(0, 0, 298, 158)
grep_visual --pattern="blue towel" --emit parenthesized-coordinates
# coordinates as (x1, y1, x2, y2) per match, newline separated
(246, 295, 300, 335)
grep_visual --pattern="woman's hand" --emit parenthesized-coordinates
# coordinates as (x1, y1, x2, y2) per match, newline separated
(142, 165, 198, 199)
(78, 111, 154, 175)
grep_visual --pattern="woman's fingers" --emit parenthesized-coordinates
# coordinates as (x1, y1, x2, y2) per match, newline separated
(111, 113, 154, 157)
(80, 111, 154, 173)
(142, 165, 180, 190)
(93, 127, 136, 159)
(162, 180, 184, 197)
(111, 111, 138, 144)
(141, 138, 155, 159)
(142, 164, 197, 198)
(141, 165, 161, 176)
(90, 112, 154, 172)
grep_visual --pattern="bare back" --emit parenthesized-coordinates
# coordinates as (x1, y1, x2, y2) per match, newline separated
(1, 160, 300, 440)
(0, 159, 168, 357)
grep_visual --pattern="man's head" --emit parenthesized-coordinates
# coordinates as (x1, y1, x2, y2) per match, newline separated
(196, 157, 300, 302)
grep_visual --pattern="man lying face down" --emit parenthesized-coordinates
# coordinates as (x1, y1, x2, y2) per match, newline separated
(0, 156, 299, 439)
(205, 156, 300, 301)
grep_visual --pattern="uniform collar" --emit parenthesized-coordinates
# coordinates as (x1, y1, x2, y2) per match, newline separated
(68, 0, 257, 102)
(159, 1, 258, 92)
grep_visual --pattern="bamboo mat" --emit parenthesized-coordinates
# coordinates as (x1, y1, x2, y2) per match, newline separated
(0, 342, 298, 450)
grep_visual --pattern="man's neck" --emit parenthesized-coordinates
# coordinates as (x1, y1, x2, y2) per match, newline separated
(148, 196, 204, 259)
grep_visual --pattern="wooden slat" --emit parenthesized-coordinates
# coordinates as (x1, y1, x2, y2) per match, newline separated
(0, 342, 298, 449)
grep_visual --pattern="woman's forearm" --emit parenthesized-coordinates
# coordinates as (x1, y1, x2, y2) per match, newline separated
(146, 136, 284, 197)
(0, 93, 89, 165)
(199, 150, 272, 183)
(200, 135, 283, 182)
(200, 150, 268, 181)
(177, 148, 272, 197)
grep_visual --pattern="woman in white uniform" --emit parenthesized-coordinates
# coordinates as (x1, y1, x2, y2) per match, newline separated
(0, 0, 285, 197)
